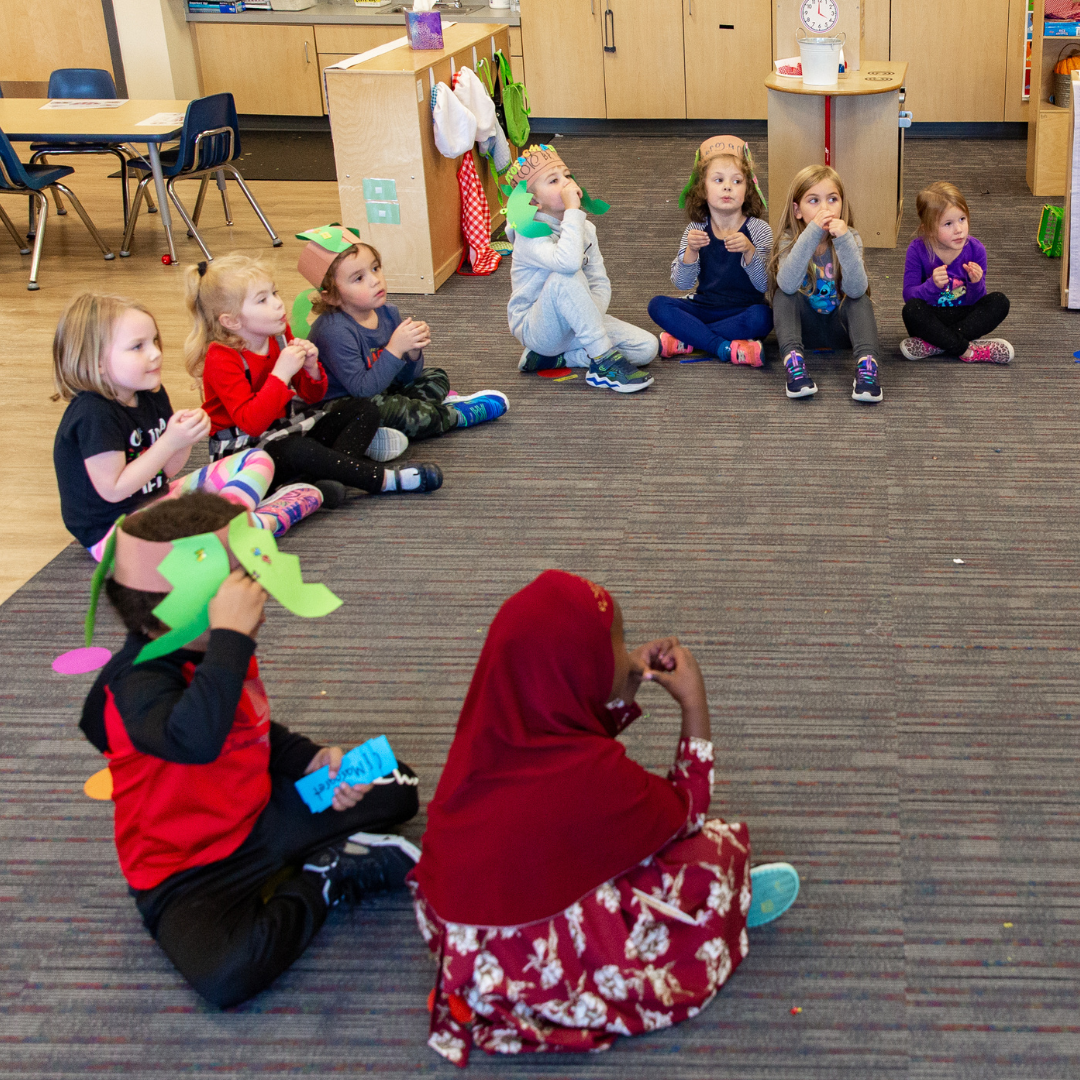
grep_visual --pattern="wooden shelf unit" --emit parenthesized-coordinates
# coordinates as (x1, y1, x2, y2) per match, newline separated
(1028, 8, 1079, 196)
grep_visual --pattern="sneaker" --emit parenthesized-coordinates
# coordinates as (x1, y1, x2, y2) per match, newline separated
(366, 427, 409, 462)
(659, 332, 694, 359)
(519, 348, 566, 372)
(256, 482, 323, 537)
(384, 463, 443, 493)
(450, 390, 509, 427)
(746, 862, 800, 928)
(852, 356, 883, 403)
(961, 338, 1013, 365)
(314, 480, 346, 509)
(302, 833, 419, 907)
(585, 350, 654, 393)
(784, 352, 817, 399)
(730, 339, 764, 368)
(900, 336, 944, 360)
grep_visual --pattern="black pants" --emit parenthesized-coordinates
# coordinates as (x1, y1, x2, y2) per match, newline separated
(134, 763, 419, 1008)
(265, 398, 384, 494)
(902, 293, 1010, 355)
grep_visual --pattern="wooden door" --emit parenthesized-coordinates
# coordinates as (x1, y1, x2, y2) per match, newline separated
(684, 0, 772, 119)
(519, 0, 607, 118)
(0, 0, 113, 95)
(193, 23, 323, 116)
(603, 0, 686, 118)
(891, 0, 1010, 122)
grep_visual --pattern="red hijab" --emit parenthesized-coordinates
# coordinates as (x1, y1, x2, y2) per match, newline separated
(413, 570, 689, 927)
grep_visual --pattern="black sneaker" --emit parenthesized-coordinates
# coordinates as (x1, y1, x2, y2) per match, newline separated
(314, 480, 347, 509)
(852, 357, 883, 403)
(518, 348, 566, 373)
(303, 833, 420, 906)
(784, 352, 817, 399)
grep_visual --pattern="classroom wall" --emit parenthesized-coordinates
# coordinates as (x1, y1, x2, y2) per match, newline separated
(112, 0, 199, 99)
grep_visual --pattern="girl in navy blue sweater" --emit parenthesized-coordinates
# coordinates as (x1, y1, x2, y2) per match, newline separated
(648, 136, 773, 366)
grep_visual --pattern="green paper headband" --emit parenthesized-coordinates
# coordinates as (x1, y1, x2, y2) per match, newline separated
(500, 179, 610, 239)
(295, 224, 364, 253)
(678, 143, 768, 212)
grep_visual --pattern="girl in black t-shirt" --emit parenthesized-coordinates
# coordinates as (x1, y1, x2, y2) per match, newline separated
(52, 293, 324, 558)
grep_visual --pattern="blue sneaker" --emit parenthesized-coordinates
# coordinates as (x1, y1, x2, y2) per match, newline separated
(746, 862, 800, 928)
(586, 351, 654, 394)
(451, 390, 509, 427)
(852, 356, 883, 403)
(518, 348, 565, 372)
(784, 351, 817, 399)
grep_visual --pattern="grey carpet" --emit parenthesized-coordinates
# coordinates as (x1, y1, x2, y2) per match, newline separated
(3, 136, 1079, 1078)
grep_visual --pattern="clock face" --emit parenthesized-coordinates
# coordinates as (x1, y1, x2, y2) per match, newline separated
(800, 0, 840, 34)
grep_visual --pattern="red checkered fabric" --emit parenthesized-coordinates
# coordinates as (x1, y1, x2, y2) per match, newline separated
(1047, 0, 1080, 18)
(457, 150, 501, 277)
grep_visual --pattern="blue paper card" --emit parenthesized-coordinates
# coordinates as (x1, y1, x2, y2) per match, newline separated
(295, 735, 397, 813)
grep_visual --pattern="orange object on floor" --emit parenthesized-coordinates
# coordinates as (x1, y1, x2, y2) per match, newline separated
(426, 987, 475, 1024)
(84, 767, 113, 800)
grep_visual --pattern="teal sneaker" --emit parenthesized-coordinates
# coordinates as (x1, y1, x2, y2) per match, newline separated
(747, 862, 800, 928)
(585, 351, 654, 394)
(452, 390, 509, 427)
(519, 348, 566, 372)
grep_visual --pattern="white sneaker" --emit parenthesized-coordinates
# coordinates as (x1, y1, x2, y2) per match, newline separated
(365, 426, 409, 462)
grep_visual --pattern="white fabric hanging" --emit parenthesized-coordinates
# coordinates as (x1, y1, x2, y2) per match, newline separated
(432, 82, 477, 158)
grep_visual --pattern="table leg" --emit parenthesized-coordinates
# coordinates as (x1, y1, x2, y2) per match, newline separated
(147, 143, 177, 265)
(824, 95, 832, 166)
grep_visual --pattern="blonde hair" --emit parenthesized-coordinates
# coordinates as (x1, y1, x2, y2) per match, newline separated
(915, 181, 970, 245)
(52, 293, 160, 402)
(183, 253, 274, 378)
(767, 164, 855, 303)
(311, 242, 382, 317)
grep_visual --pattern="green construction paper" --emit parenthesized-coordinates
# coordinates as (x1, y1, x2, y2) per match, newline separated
(506, 181, 551, 238)
(290, 288, 319, 338)
(85, 520, 121, 647)
(228, 515, 342, 618)
(135, 532, 231, 664)
(576, 183, 610, 216)
(294, 224, 363, 253)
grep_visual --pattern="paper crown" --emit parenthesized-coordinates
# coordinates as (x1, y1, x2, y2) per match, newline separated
(504, 144, 566, 189)
(87, 507, 342, 665)
(295, 224, 364, 288)
(678, 134, 767, 211)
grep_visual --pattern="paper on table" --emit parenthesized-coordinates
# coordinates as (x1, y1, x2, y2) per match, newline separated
(295, 736, 398, 812)
(136, 112, 185, 127)
(41, 99, 128, 110)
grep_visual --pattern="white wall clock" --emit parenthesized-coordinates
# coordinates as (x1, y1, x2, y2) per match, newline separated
(800, 0, 840, 34)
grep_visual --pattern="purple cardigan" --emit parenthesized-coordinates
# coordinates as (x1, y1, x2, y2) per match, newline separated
(902, 236, 988, 307)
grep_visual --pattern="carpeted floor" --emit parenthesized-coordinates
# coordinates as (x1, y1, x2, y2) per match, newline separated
(3, 136, 1080, 1078)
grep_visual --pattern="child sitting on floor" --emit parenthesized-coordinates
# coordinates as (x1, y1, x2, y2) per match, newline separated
(299, 228, 508, 439)
(506, 144, 657, 393)
(187, 254, 443, 504)
(52, 292, 321, 561)
(79, 493, 421, 1007)
(648, 135, 773, 365)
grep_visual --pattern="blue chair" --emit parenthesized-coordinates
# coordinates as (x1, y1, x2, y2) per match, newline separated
(121, 93, 280, 262)
(29, 68, 156, 229)
(0, 127, 113, 290)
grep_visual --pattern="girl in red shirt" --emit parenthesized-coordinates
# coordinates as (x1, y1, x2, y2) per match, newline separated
(185, 254, 442, 501)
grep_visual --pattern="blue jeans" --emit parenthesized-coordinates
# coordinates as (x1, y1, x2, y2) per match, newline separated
(647, 296, 773, 356)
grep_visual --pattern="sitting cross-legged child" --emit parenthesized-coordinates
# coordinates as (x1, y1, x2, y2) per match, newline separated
(298, 226, 508, 442)
(79, 493, 421, 1008)
(506, 144, 658, 393)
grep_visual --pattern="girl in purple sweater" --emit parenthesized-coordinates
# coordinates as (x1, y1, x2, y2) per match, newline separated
(900, 182, 1012, 364)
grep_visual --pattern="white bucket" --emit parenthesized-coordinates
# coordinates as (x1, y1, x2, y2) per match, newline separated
(797, 30, 845, 87)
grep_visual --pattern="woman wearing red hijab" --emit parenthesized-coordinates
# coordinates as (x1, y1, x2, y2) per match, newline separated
(409, 570, 799, 1065)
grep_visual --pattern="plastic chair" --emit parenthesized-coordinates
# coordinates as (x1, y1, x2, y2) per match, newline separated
(28, 68, 156, 229)
(121, 93, 281, 262)
(0, 126, 114, 290)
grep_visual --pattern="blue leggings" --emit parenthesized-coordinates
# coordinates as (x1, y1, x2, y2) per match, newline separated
(647, 296, 773, 357)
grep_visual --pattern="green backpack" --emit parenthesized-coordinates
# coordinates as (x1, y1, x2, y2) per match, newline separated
(495, 49, 531, 148)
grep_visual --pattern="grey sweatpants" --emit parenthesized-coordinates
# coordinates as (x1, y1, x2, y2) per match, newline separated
(517, 271, 658, 368)
(773, 290, 880, 362)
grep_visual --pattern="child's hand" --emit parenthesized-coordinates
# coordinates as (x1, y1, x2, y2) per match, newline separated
(387, 318, 431, 358)
(162, 408, 212, 451)
(963, 261, 983, 284)
(685, 228, 711, 254)
(305, 746, 372, 811)
(721, 230, 755, 256)
(289, 337, 321, 378)
(272, 343, 309, 383)
(812, 205, 836, 230)
(826, 217, 848, 238)
(561, 177, 583, 211)
(641, 642, 706, 713)
(207, 568, 267, 638)
(932, 263, 950, 289)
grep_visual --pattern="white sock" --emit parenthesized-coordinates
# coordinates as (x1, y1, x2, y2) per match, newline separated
(381, 470, 396, 492)
(397, 467, 421, 491)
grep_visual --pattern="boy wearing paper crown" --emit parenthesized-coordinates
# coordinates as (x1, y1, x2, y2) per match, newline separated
(79, 492, 420, 1008)
(505, 145, 657, 393)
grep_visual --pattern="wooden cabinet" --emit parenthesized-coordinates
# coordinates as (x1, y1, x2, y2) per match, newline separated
(314, 25, 406, 114)
(1027, 0, 1070, 195)
(519, 0, 607, 117)
(890, 0, 1010, 122)
(603, 0, 685, 118)
(684, 0, 771, 119)
(192, 23, 323, 115)
(508, 25, 525, 83)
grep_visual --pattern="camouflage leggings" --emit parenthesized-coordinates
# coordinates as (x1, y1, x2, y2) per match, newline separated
(369, 368, 458, 441)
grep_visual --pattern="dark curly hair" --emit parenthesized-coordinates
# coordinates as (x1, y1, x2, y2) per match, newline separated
(684, 152, 765, 225)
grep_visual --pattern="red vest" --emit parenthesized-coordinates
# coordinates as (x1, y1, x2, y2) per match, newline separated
(104, 658, 272, 890)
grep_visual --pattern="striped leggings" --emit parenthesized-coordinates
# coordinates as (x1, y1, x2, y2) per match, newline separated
(87, 449, 275, 561)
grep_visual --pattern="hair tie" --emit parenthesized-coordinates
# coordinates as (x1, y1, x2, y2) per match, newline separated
(197, 261, 208, 277)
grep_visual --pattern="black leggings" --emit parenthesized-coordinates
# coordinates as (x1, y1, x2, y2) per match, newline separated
(902, 293, 1010, 355)
(265, 398, 384, 494)
(134, 764, 419, 1008)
